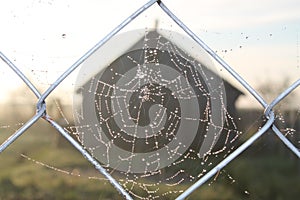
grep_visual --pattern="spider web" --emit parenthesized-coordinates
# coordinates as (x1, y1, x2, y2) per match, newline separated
(72, 29, 242, 199)
(1, 1, 300, 199)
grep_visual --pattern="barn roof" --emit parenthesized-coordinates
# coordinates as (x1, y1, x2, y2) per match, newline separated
(76, 29, 243, 101)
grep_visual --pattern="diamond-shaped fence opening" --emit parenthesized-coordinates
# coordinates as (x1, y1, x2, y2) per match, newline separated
(1, 1, 299, 199)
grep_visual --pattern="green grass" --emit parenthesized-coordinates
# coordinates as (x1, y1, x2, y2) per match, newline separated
(0, 123, 299, 199)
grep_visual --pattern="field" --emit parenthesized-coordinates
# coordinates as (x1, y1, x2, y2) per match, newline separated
(0, 115, 300, 200)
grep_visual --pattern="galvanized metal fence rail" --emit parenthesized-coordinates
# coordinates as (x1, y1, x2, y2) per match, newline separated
(0, 0, 299, 199)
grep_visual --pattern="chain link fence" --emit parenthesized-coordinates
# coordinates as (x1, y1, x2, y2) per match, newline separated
(1, 0, 299, 199)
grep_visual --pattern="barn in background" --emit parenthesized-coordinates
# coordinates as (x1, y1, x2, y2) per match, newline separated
(75, 28, 244, 160)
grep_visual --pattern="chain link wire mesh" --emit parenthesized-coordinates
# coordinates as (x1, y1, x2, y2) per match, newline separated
(0, 0, 299, 199)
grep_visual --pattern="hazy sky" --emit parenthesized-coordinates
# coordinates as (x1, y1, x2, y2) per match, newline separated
(0, 0, 300, 106)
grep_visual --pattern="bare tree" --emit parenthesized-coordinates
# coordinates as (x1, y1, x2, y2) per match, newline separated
(257, 77, 296, 111)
